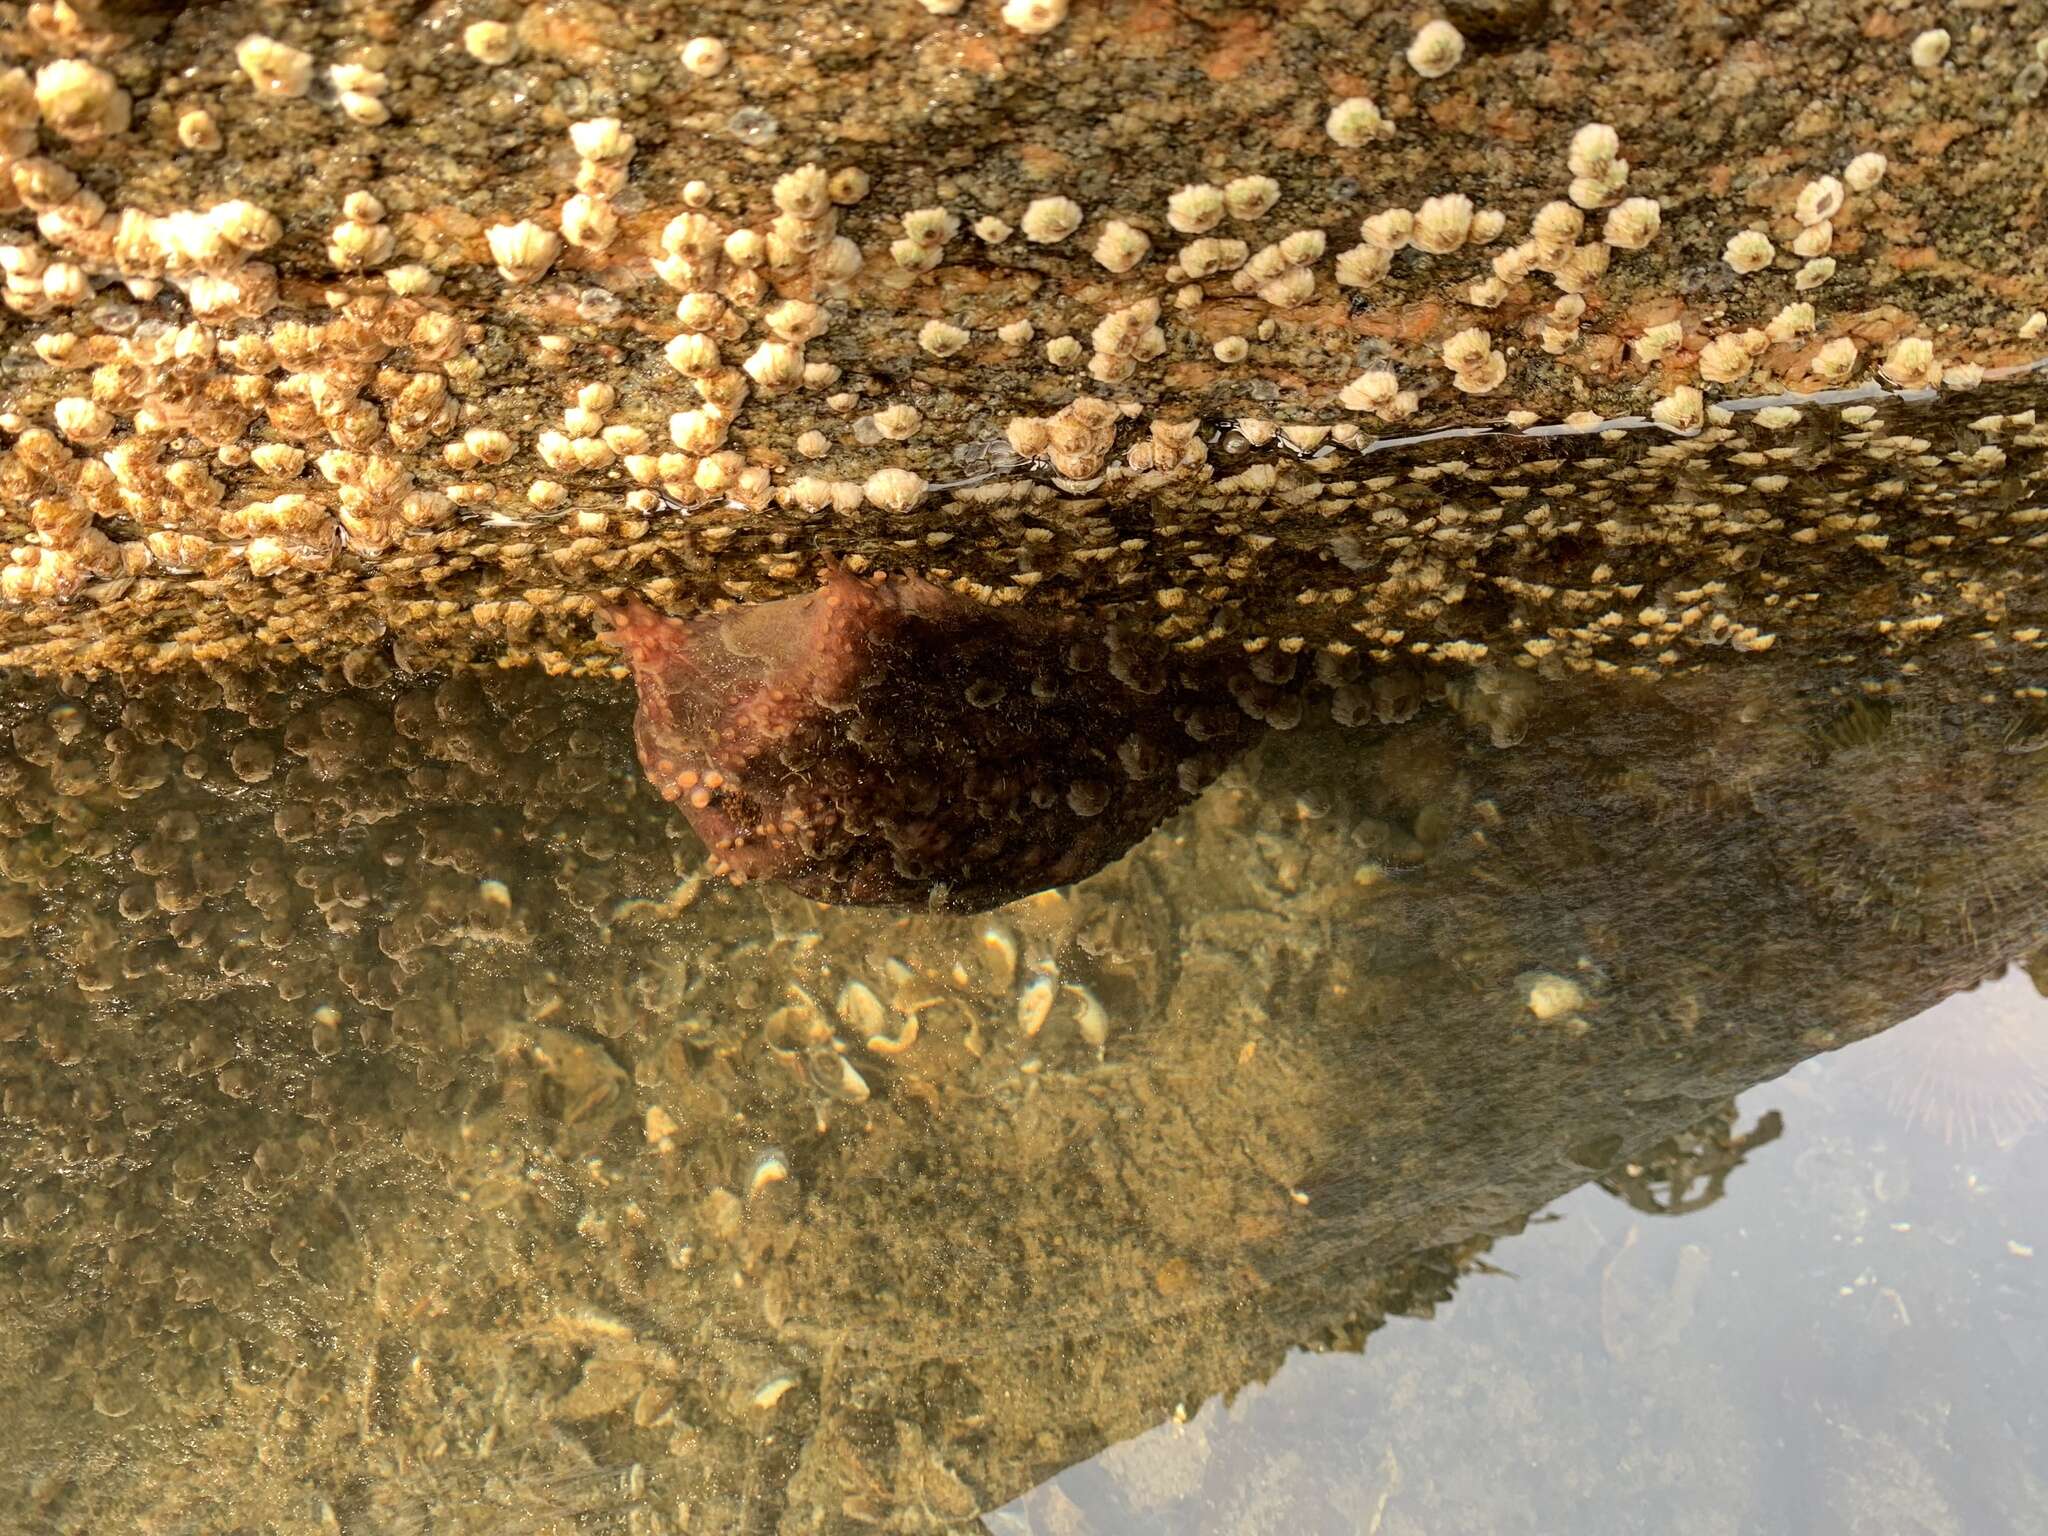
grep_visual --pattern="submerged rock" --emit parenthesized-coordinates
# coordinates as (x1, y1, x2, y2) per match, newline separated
(602, 562, 1260, 908)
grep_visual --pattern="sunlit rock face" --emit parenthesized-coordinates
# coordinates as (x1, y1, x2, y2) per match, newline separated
(603, 565, 1265, 909)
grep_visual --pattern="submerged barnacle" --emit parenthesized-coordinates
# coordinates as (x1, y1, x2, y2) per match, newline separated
(1519, 970, 1588, 1027)
(863, 467, 928, 512)
(1016, 969, 1057, 1036)
(748, 1151, 790, 1198)
(177, 108, 221, 151)
(751, 1376, 797, 1411)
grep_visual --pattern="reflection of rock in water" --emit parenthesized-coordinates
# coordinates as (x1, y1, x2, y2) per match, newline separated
(601, 565, 1264, 911)
(1759, 692, 2048, 949)
(1841, 968, 2048, 1151)
(6, 652, 2048, 1532)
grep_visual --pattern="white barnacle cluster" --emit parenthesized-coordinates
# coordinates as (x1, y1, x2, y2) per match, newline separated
(317, 446, 439, 555)
(1234, 228, 1323, 309)
(634, 163, 881, 504)
(1337, 194, 1503, 294)
(1, 425, 145, 602)
(1124, 417, 1207, 474)
(1441, 325, 1507, 395)
(1727, 154, 1882, 294)
(891, 205, 959, 271)
(1003, 396, 1123, 481)
(1540, 294, 1586, 355)
(537, 381, 647, 481)
(3, 55, 148, 310)
(1162, 176, 1287, 303)
(1177, 234, 1249, 280)
(1501, 200, 1607, 292)
(0, 36, 525, 619)
(1696, 328, 1767, 385)
(216, 483, 333, 576)
(1088, 296, 1165, 382)
(564, 117, 635, 251)
(13, 194, 286, 320)
(0, 0, 2029, 657)
(33, 57, 130, 140)
(1679, 149, 1909, 397)
(330, 58, 393, 126)
(1790, 173, 1842, 257)
(1565, 122, 1629, 210)
(327, 190, 393, 271)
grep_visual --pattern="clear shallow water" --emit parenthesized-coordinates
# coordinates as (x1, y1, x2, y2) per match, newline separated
(999, 971, 2048, 1536)
(3, 649, 2047, 1534)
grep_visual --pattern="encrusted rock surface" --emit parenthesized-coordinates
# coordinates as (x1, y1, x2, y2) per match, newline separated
(0, 0, 2043, 680)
